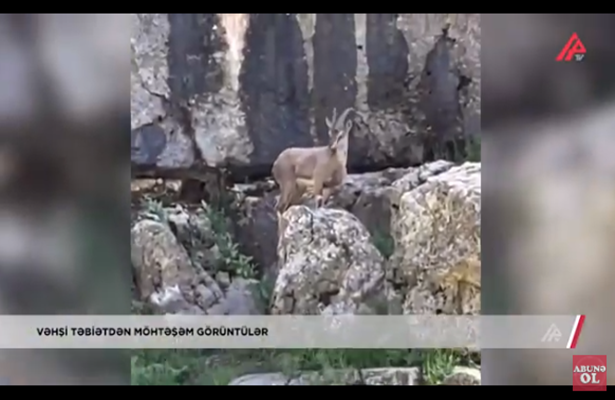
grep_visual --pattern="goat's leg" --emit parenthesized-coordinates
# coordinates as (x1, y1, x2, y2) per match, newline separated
(276, 210, 289, 236)
(311, 178, 325, 208)
(289, 182, 306, 207)
(319, 188, 332, 207)
(277, 181, 298, 215)
(275, 183, 292, 237)
(276, 181, 303, 235)
(276, 188, 290, 215)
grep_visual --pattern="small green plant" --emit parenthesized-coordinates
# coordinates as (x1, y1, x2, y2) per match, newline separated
(216, 232, 255, 278)
(131, 354, 189, 385)
(420, 349, 461, 385)
(131, 300, 156, 315)
(372, 231, 394, 259)
(131, 349, 211, 385)
(202, 200, 256, 279)
(131, 348, 476, 385)
(465, 136, 481, 162)
(251, 273, 276, 314)
(141, 197, 168, 223)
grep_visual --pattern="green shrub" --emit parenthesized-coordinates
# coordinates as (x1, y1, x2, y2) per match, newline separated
(202, 201, 256, 279)
(372, 230, 394, 259)
(465, 136, 481, 162)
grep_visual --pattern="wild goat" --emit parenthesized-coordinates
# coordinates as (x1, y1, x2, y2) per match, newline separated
(272, 107, 354, 218)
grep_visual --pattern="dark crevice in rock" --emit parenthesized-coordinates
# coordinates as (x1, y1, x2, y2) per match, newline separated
(167, 14, 224, 102)
(418, 26, 467, 162)
(313, 14, 357, 150)
(240, 13, 312, 166)
(166, 14, 225, 165)
(132, 16, 474, 184)
(318, 288, 340, 306)
(366, 14, 409, 111)
(131, 123, 167, 167)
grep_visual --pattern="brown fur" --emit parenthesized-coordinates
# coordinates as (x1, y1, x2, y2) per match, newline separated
(272, 108, 353, 223)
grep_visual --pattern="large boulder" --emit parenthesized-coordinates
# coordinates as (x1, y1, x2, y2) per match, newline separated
(271, 206, 386, 315)
(228, 367, 421, 385)
(389, 162, 481, 315)
(131, 219, 218, 314)
(335, 160, 456, 236)
(231, 160, 456, 280)
(131, 14, 480, 179)
(131, 204, 262, 315)
(441, 366, 481, 385)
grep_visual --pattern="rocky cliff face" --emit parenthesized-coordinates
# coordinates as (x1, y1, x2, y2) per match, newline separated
(131, 159, 482, 384)
(131, 14, 480, 180)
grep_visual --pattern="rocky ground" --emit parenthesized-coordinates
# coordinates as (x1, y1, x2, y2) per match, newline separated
(132, 349, 479, 385)
(131, 158, 481, 385)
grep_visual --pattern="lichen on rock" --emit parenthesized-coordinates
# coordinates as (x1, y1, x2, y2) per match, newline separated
(272, 206, 386, 315)
(389, 162, 481, 315)
(131, 201, 262, 315)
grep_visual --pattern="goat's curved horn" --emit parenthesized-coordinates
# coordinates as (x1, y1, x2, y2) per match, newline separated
(335, 107, 354, 128)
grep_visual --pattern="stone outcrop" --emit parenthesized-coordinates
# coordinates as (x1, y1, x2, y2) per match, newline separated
(388, 162, 481, 315)
(131, 160, 481, 318)
(335, 160, 457, 236)
(130, 12, 484, 386)
(271, 206, 386, 315)
(232, 160, 455, 279)
(227, 365, 481, 385)
(130, 160, 482, 384)
(228, 367, 421, 385)
(131, 205, 262, 315)
(441, 366, 481, 385)
(131, 14, 480, 180)
(131, 219, 206, 314)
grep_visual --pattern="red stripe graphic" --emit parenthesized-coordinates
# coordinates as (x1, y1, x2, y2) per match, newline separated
(568, 315, 585, 349)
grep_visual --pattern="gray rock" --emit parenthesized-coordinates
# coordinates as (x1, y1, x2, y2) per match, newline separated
(195, 284, 218, 310)
(441, 366, 481, 385)
(228, 367, 421, 385)
(131, 218, 224, 315)
(165, 205, 217, 271)
(230, 162, 457, 284)
(131, 219, 195, 306)
(362, 367, 421, 385)
(131, 14, 480, 179)
(389, 162, 481, 315)
(272, 206, 386, 315)
(389, 160, 455, 201)
(216, 278, 262, 315)
(339, 161, 455, 237)
(215, 271, 231, 288)
(228, 372, 305, 386)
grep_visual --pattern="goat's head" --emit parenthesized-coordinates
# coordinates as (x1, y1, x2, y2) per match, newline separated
(325, 107, 354, 152)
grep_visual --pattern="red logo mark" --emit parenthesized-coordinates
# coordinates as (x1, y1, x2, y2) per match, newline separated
(573, 355, 607, 391)
(556, 33, 586, 62)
